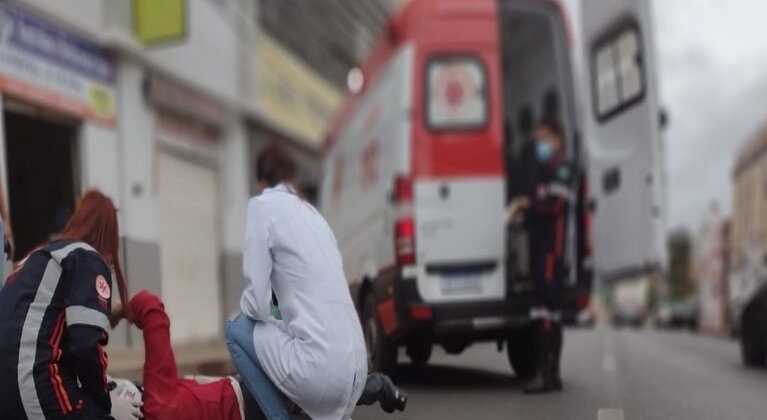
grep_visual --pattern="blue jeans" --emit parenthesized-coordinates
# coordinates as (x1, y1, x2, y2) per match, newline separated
(225, 315, 292, 420)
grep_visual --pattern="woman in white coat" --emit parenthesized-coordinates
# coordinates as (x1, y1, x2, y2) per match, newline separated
(227, 144, 368, 420)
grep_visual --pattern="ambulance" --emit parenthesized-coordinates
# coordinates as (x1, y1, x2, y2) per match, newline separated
(319, 0, 666, 374)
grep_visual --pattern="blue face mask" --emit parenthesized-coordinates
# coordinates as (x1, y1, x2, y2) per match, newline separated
(536, 142, 553, 162)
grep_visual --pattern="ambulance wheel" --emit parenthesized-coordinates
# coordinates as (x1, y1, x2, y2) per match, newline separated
(507, 328, 537, 379)
(406, 341, 432, 366)
(363, 293, 398, 374)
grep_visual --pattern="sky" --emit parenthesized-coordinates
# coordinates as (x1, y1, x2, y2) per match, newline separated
(652, 0, 767, 231)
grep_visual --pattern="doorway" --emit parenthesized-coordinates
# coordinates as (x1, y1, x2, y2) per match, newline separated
(498, 1, 578, 286)
(4, 110, 79, 261)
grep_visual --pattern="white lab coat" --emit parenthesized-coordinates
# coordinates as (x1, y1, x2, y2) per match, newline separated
(240, 184, 368, 420)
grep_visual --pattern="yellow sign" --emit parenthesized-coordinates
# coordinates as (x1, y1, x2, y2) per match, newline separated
(88, 83, 115, 120)
(133, 0, 187, 45)
(253, 34, 342, 148)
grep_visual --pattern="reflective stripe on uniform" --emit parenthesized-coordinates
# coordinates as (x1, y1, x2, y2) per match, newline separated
(17, 242, 96, 418)
(530, 307, 562, 322)
(51, 242, 96, 264)
(18, 259, 63, 418)
(548, 183, 572, 200)
(48, 312, 72, 414)
(65, 306, 110, 330)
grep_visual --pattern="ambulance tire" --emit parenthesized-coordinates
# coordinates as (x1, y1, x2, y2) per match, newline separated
(363, 293, 398, 374)
(507, 328, 537, 379)
(406, 341, 432, 366)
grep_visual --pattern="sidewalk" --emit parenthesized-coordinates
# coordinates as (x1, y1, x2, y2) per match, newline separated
(108, 340, 235, 381)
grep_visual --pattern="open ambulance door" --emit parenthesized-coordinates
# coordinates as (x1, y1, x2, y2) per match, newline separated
(579, 0, 666, 282)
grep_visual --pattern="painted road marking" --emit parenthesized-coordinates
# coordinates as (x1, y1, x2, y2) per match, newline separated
(604, 334, 614, 350)
(602, 353, 617, 372)
(598, 408, 625, 420)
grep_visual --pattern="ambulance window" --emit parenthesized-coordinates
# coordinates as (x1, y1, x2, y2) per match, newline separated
(592, 24, 645, 121)
(425, 55, 488, 130)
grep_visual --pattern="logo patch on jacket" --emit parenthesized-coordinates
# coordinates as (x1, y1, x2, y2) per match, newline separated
(96, 275, 111, 299)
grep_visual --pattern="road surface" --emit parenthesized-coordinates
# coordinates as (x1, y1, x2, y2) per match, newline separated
(354, 327, 767, 420)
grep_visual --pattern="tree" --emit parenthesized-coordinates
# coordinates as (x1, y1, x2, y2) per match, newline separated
(667, 229, 696, 300)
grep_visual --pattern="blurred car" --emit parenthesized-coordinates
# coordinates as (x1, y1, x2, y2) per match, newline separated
(662, 299, 699, 330)
(729, 297, 746, 337)
(730, 266, 767, 338)
(611, 305, 645, 328)
(740, 282, 767, 368)
(564, 308, 596, 328)
(577, 309, 596, 328)
(654, 304, 672, 328)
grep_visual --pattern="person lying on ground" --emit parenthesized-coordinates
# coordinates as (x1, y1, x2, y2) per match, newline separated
(108, 290, 407, 420)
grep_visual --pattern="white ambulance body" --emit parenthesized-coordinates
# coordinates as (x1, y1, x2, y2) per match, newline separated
(319, 0, 665, 373)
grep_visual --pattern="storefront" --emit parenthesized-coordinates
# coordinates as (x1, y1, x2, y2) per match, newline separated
(249, 33, 342, 203)
(0, 3, 118, 265)
(144, 74, 226, 343)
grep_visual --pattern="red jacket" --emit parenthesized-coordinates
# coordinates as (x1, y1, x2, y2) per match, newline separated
(129, 291, 242, 420)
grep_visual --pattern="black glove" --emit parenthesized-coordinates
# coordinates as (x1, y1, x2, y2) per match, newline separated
(357, 373, 407, 413)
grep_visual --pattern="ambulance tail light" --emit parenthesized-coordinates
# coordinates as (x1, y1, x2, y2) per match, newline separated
(393, 175, 416, 266)
(395, 217, 416, 266)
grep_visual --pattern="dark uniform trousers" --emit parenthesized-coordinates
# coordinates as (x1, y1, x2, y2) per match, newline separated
(526, 152, 572, 390)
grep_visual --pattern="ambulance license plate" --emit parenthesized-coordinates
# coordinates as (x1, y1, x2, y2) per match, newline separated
(440, 271, 482, 295)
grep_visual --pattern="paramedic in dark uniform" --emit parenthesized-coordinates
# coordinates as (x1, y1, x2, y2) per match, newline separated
(510, 118, 572, 394)
(0, 190, 137, 420)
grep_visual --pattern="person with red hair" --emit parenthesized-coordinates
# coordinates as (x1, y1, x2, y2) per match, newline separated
(0, 189, 134, 420)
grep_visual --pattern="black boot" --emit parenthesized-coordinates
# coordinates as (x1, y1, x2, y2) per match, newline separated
(550, 322, 563, 391)
(524, 322, 553, 394)
(523, 365, 552, 394)
(357, 373, 408, 413)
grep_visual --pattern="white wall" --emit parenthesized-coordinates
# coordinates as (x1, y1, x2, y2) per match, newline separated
(19, 0, 243, 106)
(79, 123, 121, 221)
(220, 120, 249, 253)
(116, 59, 159, 243)
(17, 0, 104, 37)
(146, 0, 240, 104)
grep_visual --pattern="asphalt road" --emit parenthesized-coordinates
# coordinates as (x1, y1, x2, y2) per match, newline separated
(354, 327, 767, 420)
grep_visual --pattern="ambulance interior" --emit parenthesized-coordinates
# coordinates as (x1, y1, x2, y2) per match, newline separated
(499, 3, 577, 289)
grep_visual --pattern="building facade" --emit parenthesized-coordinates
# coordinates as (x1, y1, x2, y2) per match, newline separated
(693, 203, 729, 333)
(730, 119, 767, 331)
(256, 0, 398, 88)
(731, 120, 767, 273)
(0, 0, 389, 349)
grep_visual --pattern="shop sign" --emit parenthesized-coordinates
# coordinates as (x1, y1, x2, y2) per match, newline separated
(0, 4, 117, 126)
(146, 74, 224, 127)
